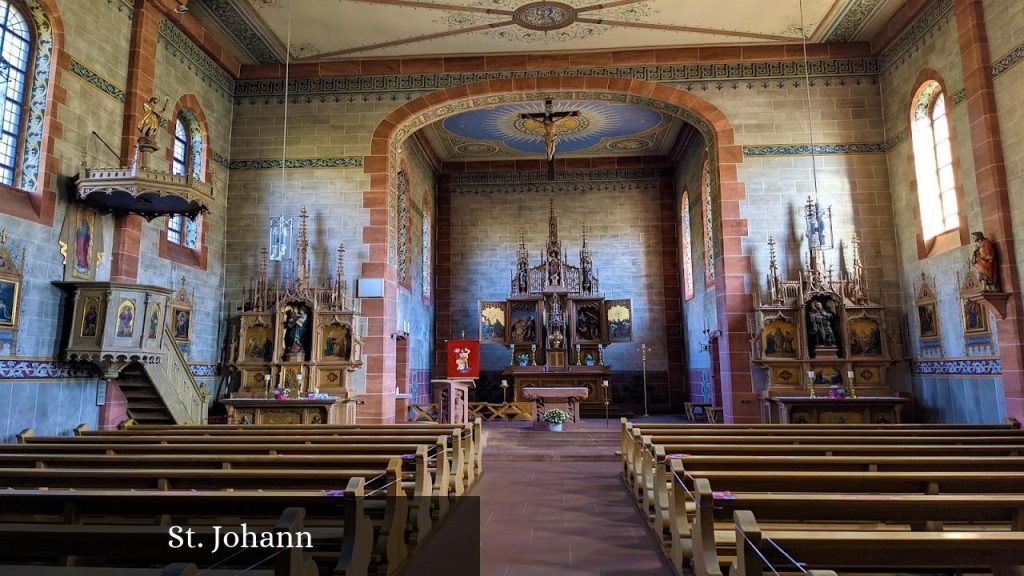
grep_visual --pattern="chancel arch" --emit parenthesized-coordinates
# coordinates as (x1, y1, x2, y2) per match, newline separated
(362, 78, 757, 423)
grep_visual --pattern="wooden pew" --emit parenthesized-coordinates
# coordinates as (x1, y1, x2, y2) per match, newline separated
(0, 508, 321, 576)
(0, 461, 409, 575)
(729, 510, 1024, 576)
(0, 564, 200, 576)
(676, 474, 1024, 572)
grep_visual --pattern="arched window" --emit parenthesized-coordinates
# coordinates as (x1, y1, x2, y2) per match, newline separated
(422, 203, 431, 301)
(397, 170, 410, 288)
(701, 155, 715, 286)
(161, 108, 205, 267)
(0, 2, 33, 187)
(681, 189, 694, 301)
(912, 81, 960, 242)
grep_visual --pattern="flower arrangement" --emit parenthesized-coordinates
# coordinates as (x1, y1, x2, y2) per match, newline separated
(542, 408, 569, 424)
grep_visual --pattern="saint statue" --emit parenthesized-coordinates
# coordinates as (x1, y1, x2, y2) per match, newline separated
(137, 96, 168, 141)
(809, 301, 837, 348)
(971, 231, 998, 291)
(284, 308, 308, 355)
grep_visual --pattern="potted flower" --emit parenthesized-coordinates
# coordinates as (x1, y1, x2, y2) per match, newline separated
(542, 408, 569, 432)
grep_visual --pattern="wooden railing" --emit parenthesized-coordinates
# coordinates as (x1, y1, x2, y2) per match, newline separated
(408, 402, 532, 423)
(139, 323, 207, 425)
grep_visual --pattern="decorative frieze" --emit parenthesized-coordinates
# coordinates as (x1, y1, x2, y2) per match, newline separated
(911, 359, 1002, 376)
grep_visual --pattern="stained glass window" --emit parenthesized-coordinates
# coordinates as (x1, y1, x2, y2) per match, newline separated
(0, 2, 31, 186)
(681, 189, 694, 300)
(912, 82, 960, 241)
(701, 156, 715, 285)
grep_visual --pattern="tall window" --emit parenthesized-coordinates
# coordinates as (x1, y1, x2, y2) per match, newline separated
(701, 156, 715, 286)
(164, 111, 203, 256)
(912, 81, 959, 241)
(397, 170, 410, 288)
(0, 2, 32, 186)
(422, 204, 431, 301)
(681, 189, 694, 301)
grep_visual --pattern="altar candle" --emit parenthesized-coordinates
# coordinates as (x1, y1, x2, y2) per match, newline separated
(500, 379, 508, 388)
(602, 380, 609, 388)
(847, 371, 855, 381)
(806, 371, 815, 381)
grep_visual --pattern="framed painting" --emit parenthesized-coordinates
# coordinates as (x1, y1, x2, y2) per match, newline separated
(812, 366, 844, 386)
(321, 323, 353, 361)
(70, 209, 95, 280)
(916, 301, 939, 339)
(146, 304, 162, 341)
(479, 301, 507, 344)
(848, 317, 883, 357)
(761, 318, 798, 357)
(605, 299, 633, 342)
(572, 299, 604, 344)
(962, 298, 989, 335)
(79, 297, 100, 337)
(171, 306, 192, 342)
(508, 300, 540, 344)
(0, 279, 19, 328)
(446, 339, 480, 379)
(115, 299, 136, 338)
(243, 324, 274, 362)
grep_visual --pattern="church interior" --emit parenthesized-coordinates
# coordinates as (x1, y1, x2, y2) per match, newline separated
(1, 0, 1024, 573)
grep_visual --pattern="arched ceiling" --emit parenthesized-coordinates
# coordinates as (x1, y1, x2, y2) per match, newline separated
(194, 0, 907, 64)
(420, 100, 684, 160)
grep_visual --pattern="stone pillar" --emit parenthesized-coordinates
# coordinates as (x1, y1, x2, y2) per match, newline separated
(955, 0, 1024, 421)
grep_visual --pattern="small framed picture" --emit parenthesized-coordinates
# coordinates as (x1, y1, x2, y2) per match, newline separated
(916, 301, 939, 339)
(0, 279, 19, 327)
(171, 306, 192, 342)
(961, 298, 989, 335)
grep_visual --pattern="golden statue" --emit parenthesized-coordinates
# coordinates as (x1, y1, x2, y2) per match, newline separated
(137, 96, 168, 141)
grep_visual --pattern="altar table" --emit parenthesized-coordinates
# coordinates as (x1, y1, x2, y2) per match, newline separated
(520, 386, 590, 430)
(765, 396, 908, 424)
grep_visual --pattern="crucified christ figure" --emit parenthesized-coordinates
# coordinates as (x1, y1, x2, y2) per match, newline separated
(520, 99, 580, 179)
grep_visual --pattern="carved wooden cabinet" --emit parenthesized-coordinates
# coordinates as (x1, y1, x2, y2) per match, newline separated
(223, 398, 341, 425)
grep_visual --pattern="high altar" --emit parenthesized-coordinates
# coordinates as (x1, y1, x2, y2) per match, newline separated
(480, 201, 632, 415)
(753, 198, 905, 424)
(225, 208, 364, 425)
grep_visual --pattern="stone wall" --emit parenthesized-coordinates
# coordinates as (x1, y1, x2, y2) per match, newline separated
(879, 0, 1006, 423)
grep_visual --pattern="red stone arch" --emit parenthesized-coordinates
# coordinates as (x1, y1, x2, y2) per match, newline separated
(363, 77, 757, 423)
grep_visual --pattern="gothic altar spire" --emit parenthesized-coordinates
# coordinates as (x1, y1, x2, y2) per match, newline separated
(546, 198, 561, 256)
(296, 207, 311, 292)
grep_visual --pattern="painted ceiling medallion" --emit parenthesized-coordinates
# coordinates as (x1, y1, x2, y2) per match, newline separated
(512, 2, 578, 31)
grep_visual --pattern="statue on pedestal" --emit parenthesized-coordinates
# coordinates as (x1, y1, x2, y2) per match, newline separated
(971, 231, 998, 291)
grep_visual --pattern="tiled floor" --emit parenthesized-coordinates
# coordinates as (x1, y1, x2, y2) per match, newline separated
(473, 423, 675, 575)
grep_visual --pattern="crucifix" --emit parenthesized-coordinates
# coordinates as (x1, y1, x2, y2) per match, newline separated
(519, 99, 580, 181)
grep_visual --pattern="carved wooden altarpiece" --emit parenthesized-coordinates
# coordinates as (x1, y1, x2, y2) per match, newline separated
(230, 208, 363, 423)
(485, 200, 631, 410)
(754, 198, 902, 424)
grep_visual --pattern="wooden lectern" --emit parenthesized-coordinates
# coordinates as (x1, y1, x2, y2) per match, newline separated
(431, 379, 475, 424)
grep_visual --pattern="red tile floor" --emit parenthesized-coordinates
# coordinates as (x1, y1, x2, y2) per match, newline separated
(473, 420, 675, 575)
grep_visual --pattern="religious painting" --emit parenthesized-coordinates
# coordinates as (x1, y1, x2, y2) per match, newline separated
(508, 300, 539, 344)
(0, 279, 19, 328)
(282, 302, 312, 361)
(479, 301, 507, 344)
(115, 299, 136, 338)
(805, 295, 841, 357)
(848, 317, 883, 357)
(812, 366, 844, 387)
(761, 319, 798, 358)
(606, 299, 633, 342)
(244, 324, 274, 362)
(572, 300, 603, 344)
(146, 304, 161, 341)
(962, 298, 989, 335)
(80, 297, 99, 337)
(71, 210, 94, 280)
(171, 306, 192, 342)
(916, 301, 939, 339)
(322, 323, 353, 361)
(446, 339, 480, 379)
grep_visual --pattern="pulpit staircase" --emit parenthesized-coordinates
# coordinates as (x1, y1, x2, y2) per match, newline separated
(54, 282, 208, 425)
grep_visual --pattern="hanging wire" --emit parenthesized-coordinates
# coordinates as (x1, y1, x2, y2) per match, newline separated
(799, 0, 820, 202)
(279, 0, 293, 194)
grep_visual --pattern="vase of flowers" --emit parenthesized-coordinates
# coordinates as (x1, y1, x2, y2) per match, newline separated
(543, 408, 569, 432)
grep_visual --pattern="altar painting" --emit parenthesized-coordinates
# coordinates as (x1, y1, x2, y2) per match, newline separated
(848, 318, 883, 357)
(508, 301, 538, 344)
(813, 366, 844, 386)
(479, 301, 507, 344)
(962, 298, 989, 335)
(245, 324, 274, 362)
(115, 299, 136, 338)
(147, 304, 162, 341)
(606, 300, 633, 342)
(322, 323, 353, 361)
(762, 319, 797, 357)
(446, 339, 480, 378)
(573, 301, 603, 344)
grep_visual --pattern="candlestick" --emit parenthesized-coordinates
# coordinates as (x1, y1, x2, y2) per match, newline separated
(264, 373, 272, 399)
(806, 370, 816, 398)
(297, 372, 305, 395)
(602, 379, 610, 428)
(500, 379, 508, 403)
(847, 370, 857, 399)
(575, 343, 582, 366)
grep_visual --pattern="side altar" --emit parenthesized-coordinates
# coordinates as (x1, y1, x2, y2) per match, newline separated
(480, 201, 630, 412)
(226, 208, 363, 424)
(753, 198, 904, 424)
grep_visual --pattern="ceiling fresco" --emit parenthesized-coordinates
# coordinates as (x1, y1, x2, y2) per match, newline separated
(419, 100, 684, 161)
(196, 0, 904, 64)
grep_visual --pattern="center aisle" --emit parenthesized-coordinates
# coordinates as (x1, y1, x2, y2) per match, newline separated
(474, 421, 674, 576)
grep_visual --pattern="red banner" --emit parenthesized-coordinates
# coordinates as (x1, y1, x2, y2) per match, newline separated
(446, 339, 480, 379)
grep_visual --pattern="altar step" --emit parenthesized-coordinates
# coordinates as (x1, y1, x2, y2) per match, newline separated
(482, 423, 621, 462)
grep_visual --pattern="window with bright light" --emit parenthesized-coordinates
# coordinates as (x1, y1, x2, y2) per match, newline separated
(912, 82, 960, 241)
(0, 2, 32, 186)
(166, 112, 202, 251)
(422, 204, 431, 301)
(681, 189, 694, 301)
(171, 117, 189, 177)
